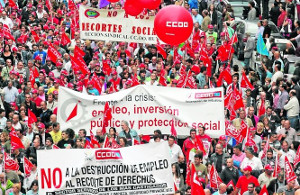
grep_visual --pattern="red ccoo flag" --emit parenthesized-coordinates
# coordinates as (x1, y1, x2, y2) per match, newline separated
(285, 156, 297, 183)
(24, 157, 34, 177)
(10, 134, 25, 149)
(84, 140, 94, 149)
(261, 138, 270, 160)
(47, 43, 62, 63)
(102, 102, 112, 134)
(259, 185, 269, 195)
(195, 136, 206, 155)
(226, 180, 235, 190)
(90, 130, 100, 148)
(75, 45, 85, 56)
(61, 33, 71, 46)
(31, 31, 40, 43)
(4, 152, 19, 171)
(294, 145, 300, 168)
(9, 0, 17, 7)
(258, 98, 266, 117)
(28, 109, 37, 127)
(241, 72, 255, 90)
(156, 44, 167, 59)
(209, 164, 223, 188)
(191, 163, 205, 195)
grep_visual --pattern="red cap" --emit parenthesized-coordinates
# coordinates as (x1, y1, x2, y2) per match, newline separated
(61, 70, 68, 75)
(191, 65, 200, 75)
(35, 55, 42, 61)
(95, 63, 100, 66)
(11, 12, 16, 16)
(48, 72, 54, 78)
(44, 25, 49, 30)
(56, 61, 63, 66)
(53, 41, 60, 46)
(54, 79, 60, 83)
(77, 86, 83, 91)
(250, 127, 256, 132)
(125, 79, 132, 85)
(12, 47, 18, 52)
(200, 31, 206, 37)
(38, 123, 45, 129)
(50, 25, 56, 30)
(27, 3, 32, 7)
(67, 83, 74, 88)
(220, 32, 226, 37)
(219, 135, 226, 140)
(53, 90, 58, 95)
(243, 166, 253, 172)
(139, 63, 145, 68)
(111, 71, 117, 75)
(265, 165, 274, 171)
(57, 10, 63, 15)
(32, 89, 38, 94)
(272, 46, 278, 51)
(172, 79, 178, 84)
(87, 81, 93, 86)
(119, 42, 125, 46)
(100, 76, 105, 80)
(37, 4, 43, 8)
(208, 24, 214, 29)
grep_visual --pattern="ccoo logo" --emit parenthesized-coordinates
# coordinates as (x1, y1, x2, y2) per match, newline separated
(95, 149, 123, 160)
(84, 9, 100, 19)
(166, 21, 189, 27)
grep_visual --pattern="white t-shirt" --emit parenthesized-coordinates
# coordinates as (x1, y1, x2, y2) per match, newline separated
(240, 156, 263, 170)
(279, 149, 296, 167)
(169, 143, 184, 164)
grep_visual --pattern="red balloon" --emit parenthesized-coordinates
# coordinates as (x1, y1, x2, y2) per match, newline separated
(124, 0, 143, 16)
(141, 0, 161, 10)
(107, 0, 119, 2)
(154, 5, 193, 46)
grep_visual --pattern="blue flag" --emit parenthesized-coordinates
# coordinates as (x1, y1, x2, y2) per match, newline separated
(0, 0, 4, 8)
(99, 0, 110, 8)
(256, 33, 269, 56)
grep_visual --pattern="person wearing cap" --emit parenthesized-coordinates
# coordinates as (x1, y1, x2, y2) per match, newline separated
(37, 122, 51, 145)
(52, 60, 64, 78)
(36, 4, 46, 19)
(31, 89, 42, 110)
(87, 81, 100, 96)
(257, 164, 275, 188)
(47, 79, 60, 95)
(53, 40, 66, 56)
(109, 71, 120, 92)
(206, 24, 217, 44)
(244, 32, 255, 72)
(42, 57, 56, 75)
(277, 179, 296, 195)
(219, 135, 233, 155)
(33, 44, 47, 65)
(235, 165, 259, 195)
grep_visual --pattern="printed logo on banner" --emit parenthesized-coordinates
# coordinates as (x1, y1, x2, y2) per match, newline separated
(84, 9, 100, 19)
(95, 149, 123, 160)
(193, 91, 222, 99)
(59, 99, 87, 125)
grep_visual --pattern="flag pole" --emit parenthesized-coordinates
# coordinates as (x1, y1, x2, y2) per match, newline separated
(264, 135, 269, 167)
(214, 164, 219, 189)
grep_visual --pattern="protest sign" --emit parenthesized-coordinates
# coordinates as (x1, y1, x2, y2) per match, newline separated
(57, 86, 225, 138)
(38, 142, 174, 194)
(79, 6, 157, 44)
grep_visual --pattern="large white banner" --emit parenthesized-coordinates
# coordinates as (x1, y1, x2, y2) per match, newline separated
(79, 6, 157, 44)
(38, 142, 174, 195)
(57, 86, 225, 138)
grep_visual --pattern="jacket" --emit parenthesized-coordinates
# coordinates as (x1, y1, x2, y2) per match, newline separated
(209, 152, 230, 172)
(244, 37, 255, 59)
(248, 8, 256, 20)
(118, 129, 140, 145)
(220, 166, 239, 185)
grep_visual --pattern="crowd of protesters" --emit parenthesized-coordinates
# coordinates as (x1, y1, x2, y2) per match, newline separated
(0, 0, 298, 194)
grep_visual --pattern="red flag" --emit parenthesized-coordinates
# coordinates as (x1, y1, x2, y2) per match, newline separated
(226, 180, 235, 190)
(28, 109, 37, 126)
(216, 67, 232, 87)
(186, 75, 197, 89)
(84, 140, 94, 149)
(259, 185, 269, 195)
(45, 0, 52, 11)
(195, 136, 206, 155)
(103, 136, 110, 148)
(245, 130, 258, 153)
(285, 156, 297, 183)
(273, 154, 281, 178)
(232, 88, 244, 110)
(241, 72, 254, 90)
(61, 33, 71, 46)
(24, 157, 34, 177)
(159, 75, 167, 86)
(31, 31, 40, 43)
(74, 45, 85, 56)
(9, 127, 17, 137)
(9, 0, 17, 7)
(170, 118, 177, 137)
(131, 74, 140, 87)
(70, 55, 90, 75)
(132, 138, 140, 145)
(174, 182, 178, 192)
(261, 138, 270, 159)
(209, 164, 223, 188)
(240, 120, 248, 138)
(294, 145, 300, 168)
(102, 102, 112, 134)
(102, 59, 112, 76)
(68, 0, 77, 11)
(4, 152, 19, 171)
(225, 121, 244, 143)
(52, 144, 60, 149)
(90, 130, 100, 148)
(111, 138, 121, 149)
(91, 74, 102, 95)
(230, 33, 238, 45)
(47, 44, 62, 63)
(156, 44, 167, 59)
(258, 99, 266, 117)
(191, 164, 205, 195)
(10, 134, 25, 149)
